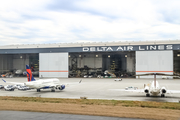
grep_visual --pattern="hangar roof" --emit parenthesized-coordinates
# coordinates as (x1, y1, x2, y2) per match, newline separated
(0, 40, 180, 49)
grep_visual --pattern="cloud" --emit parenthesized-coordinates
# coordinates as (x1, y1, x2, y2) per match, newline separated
(0, 0, 180, 45)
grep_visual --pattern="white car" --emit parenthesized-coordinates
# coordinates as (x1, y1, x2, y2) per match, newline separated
(84, 75, 88, 78)
(114, 78, 122, 81)
(4, 85, 14, 91)
(97, 75, 102, 78)
(125, 86, 138, 90)
(18, 86, 31, 91)
(88, 75, 93, 78)
(13, 84, 22, 89)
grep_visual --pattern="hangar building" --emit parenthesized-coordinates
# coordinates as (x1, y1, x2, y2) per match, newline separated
(0, 40, 180, 78)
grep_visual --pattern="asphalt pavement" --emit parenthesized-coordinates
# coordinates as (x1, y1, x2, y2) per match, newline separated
(0, 77, 180, 102)
(0, 111, 145, 120)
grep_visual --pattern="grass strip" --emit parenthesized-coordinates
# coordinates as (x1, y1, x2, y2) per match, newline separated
(0, 96, 180, 120)
(0, 96, 180, 110)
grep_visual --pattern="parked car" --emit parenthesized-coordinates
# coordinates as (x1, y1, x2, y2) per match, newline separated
(125, 86, 138, 90)
(18, 86, 26, 91)
(13, 84, 22, 89)
(0, 85, 4, 89)
(23, 86, 31, 90)
(84, 75, 88, 78)
(4, 85, 15, 91)
(114, 78, 122, 81)
(18, 86, 31, 91)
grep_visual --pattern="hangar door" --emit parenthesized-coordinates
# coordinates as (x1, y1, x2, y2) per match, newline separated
(39, 53, 68, 78)
(136, 51, 173, 78)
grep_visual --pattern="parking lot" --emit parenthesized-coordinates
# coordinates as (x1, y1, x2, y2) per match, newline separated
(0, 77, 180, 103)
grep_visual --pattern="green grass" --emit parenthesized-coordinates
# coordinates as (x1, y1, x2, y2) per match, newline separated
(0, 96, 180, 110)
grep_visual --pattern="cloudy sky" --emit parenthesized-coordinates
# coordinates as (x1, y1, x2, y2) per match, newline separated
(0, 0, 180, 45)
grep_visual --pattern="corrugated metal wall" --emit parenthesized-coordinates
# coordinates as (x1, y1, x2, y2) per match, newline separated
(136, 51, 173, 78)
(126, 52, 135, 72)
(39, 53, 68, 78)
(0, 55, 13, 73)
(13, 59, 29, 70)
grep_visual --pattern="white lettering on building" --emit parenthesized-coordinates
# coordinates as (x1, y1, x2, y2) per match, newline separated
(139, 46, 145, 50)
(150, 46, 156, 50)
(116, 46, 124, 51)
(166, 45, 172, 50)
(90, 47, 96, 51)
(101, 47, 107, 51)
(97, 47, 102, 51)
(83, 47, 89, 51)
(147, 46, 149, 50)
(106, 47, 113, 51)
(158, 45, 164, 50)
(82, 45, 173, 52)
(127, 46, 133, 50)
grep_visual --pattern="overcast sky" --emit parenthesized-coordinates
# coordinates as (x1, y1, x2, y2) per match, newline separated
(0, 0, 180, 45)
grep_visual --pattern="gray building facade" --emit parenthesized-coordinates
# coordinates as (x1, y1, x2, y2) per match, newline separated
(0, 40, 179, 78)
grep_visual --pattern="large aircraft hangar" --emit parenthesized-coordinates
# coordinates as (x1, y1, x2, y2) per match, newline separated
(0, 40, 180, 78)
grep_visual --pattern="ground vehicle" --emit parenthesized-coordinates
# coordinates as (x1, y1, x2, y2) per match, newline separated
(13, 85, 22, 89)
(4, 85, 15, 91)
(125, 86, 138, 90)
(18, 86, 30, 91)
(18, 86, 27, 91)
(114, 78, 122, 81)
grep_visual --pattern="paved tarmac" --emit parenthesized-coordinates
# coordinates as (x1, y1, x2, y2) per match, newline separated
(0, 77, 180, 103)
(0, 111, 144, 120)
